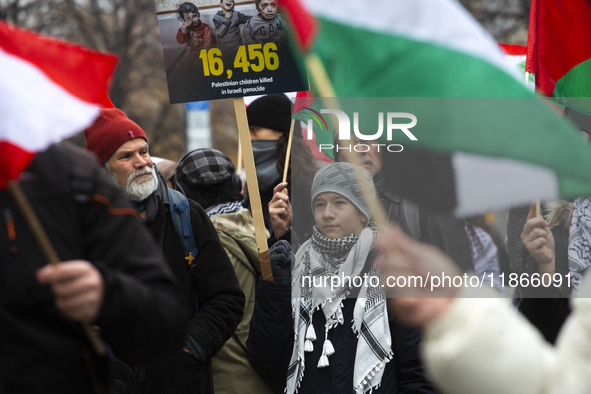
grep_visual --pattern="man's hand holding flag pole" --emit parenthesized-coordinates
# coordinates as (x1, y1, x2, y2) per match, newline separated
(0, 20, 118, 356)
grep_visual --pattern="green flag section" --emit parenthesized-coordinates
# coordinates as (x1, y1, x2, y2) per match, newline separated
(282, 0, 530, 98)
(526, 0, 591, 114)
(298, 97, 591, 216)
(282, 0, 591, 215)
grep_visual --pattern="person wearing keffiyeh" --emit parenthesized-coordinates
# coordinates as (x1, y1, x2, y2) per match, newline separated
(517, 198, 591, 344)
(247, 162, 436, 394)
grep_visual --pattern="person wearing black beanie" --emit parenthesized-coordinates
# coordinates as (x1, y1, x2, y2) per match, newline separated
(247, 93, 292, 136)
(245, 94, 319, 242)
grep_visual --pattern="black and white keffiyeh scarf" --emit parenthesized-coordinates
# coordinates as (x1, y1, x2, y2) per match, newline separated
(205, 201, 243, 217)
(568, 198, 591, 292)
(288, 223, 392, 394)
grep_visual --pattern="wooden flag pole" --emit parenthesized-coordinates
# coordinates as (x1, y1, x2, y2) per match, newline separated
(233, 97, 274, 281)
(305, 53, 337, 98)
(528, 71, 540, 218)
(304, 54, 389, 228)
(236, 139, 243, 177)
(527, 72, 542, 219)
(281, 119, 296, 194)
(7, 180, 106, 356)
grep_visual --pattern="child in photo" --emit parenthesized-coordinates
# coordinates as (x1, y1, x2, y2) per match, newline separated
(176, 2, 212, 58)
(213, 0, 250, 56)
(243, 0, 286, 47)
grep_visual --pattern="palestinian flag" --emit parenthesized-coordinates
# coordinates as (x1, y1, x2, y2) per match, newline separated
(282, 0, 591, 216)
(0, 21, 117, 189)
(499, 43, 535, 92)
(281, 0, 528, 97)
(526, 0, 591, 115)
(500, 43, 527, 68)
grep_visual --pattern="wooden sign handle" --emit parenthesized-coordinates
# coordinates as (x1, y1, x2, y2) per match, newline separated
(236, 139, 243, 177)
(233, 98, 274, 281)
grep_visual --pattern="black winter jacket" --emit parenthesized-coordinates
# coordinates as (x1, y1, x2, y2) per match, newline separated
(379, 188, 474, 272)
(0, 144, 189, 393)
(247, 279, 437, 394)
(138, 176, 245, 393)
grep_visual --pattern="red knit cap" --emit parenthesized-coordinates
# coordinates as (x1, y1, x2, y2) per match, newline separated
(84, 108, 147, 165)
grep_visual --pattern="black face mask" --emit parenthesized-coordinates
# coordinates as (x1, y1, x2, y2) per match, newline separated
(251, 140, 281, 191)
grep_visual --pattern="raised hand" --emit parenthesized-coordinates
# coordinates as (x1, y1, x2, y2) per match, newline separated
(269, 182, 291, 238)
(521, 201, 555, 273)
(180, 17, 193, 33)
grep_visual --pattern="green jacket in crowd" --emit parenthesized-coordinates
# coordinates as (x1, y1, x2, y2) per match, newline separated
(210, 209, 275, 394)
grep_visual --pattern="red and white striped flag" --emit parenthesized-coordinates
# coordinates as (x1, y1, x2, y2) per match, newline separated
(0, 21, 117, 189)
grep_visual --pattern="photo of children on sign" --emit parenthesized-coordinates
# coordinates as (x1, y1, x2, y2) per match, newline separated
(156, 0, 307, 103)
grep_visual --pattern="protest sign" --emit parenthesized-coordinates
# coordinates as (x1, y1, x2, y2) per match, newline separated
(155, 0, 307, 104)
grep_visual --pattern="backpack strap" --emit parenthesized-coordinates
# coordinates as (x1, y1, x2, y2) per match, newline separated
(401, 198, 422, 241)
(167, 188, 199, 275)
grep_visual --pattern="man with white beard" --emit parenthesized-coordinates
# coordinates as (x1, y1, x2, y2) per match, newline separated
(106, 158, 157, 202)
(84, 108, 245, 394)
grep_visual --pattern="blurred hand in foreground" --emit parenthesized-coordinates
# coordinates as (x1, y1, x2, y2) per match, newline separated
(37, 260, 104, 323)
(377, 225, 460, 326)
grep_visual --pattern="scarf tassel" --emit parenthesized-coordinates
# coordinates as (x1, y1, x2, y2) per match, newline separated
(317, 354, 330, 368)
(304, 339, 314, 352)
(322, 339, 335, 356)
(316, 338, 335, 368)
(305, 324, 317, 341)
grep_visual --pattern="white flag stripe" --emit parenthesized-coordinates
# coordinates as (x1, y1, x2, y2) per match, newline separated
(452, 152, 559, 216)
(302, 0, 519, 81)
(0, 47, 99, 152)
(504, 54, 527, 69)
